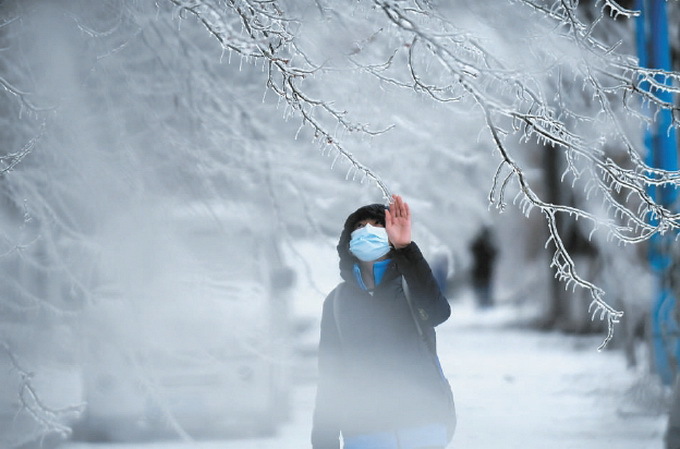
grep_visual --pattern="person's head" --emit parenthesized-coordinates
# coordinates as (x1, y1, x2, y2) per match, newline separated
(337, 203, 390, 278)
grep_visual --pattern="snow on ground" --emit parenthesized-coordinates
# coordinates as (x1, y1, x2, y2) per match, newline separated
(60, 292, 668, 449)
(443, 297, 667, 449)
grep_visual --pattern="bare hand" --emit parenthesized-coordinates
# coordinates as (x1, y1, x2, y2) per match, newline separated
(385, 194, 412, 249)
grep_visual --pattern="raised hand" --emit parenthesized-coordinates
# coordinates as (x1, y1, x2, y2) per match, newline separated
(385, 194, 412, 249)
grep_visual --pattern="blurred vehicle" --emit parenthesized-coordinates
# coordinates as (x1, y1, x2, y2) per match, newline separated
(74, 200, 295, 441)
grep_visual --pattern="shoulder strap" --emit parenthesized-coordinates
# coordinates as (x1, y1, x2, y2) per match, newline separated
(402, 278, 436, 355)
(331, 285, 344, 343)
(402, 278, 423, 337)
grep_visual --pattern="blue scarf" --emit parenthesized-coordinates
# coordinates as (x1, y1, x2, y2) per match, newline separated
(353, 259, 392, 291)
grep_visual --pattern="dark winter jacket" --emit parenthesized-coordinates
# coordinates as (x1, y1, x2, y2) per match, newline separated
(311, 229, 452, 449)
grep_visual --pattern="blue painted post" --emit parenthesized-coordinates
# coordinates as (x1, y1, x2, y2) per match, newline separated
(636, 0, 679, 386)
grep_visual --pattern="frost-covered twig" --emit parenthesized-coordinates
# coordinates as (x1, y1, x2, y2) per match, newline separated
(1, 121, 47, 175)
(1, 342, 84, 443)
(602, 0, 641, 18)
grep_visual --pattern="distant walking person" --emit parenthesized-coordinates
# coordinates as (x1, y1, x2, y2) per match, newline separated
(311, 195, 456, 449)
(469, 227, 496, 308)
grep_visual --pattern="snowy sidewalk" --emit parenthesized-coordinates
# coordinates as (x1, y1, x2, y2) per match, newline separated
(61, 302, 668, 449)
(442, 303, 667, 449)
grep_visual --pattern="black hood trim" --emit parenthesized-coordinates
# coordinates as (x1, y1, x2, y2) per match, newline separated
(337, 203, 389, 281)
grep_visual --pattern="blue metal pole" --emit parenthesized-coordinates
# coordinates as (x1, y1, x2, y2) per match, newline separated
(637, 0, 679, 386)
(649, 0, 678, 190)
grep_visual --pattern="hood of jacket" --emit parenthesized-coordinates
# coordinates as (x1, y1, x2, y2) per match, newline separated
(336, 203, 389, 281)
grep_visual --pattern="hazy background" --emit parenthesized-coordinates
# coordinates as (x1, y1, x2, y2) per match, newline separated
(0, 0, 674, 447)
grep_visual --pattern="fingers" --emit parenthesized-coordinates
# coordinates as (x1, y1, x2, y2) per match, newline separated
(390, 194, 400, 217)
(389, 194, 409, 219)
(384, 207, 393, 226)
(394, 194, 402, 217)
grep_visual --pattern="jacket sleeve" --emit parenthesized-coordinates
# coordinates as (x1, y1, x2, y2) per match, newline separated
(393, 241, 451, 327)
(311, 288, 343, 449)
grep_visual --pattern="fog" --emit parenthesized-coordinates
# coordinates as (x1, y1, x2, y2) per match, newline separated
(0, 0, 673, 448)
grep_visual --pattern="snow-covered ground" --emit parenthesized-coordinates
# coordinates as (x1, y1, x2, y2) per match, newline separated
(60, 293, 668, 449)
(443, 300, 667, 449)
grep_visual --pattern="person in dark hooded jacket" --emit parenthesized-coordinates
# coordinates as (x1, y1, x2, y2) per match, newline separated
(311, 194, 455, 449)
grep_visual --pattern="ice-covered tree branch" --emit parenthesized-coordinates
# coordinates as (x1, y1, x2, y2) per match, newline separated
(169, 0, 394, 199)
(351, 0, 679, 347)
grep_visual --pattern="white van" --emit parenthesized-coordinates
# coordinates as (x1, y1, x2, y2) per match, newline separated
(75, 200, 295, 441)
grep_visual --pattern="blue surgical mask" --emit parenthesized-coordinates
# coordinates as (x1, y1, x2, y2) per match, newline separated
(349, 224, 391, 262)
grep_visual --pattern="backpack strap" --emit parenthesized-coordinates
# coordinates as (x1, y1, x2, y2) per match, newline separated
(331, 285, 344, 343)
(402, 278, 436, 355)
